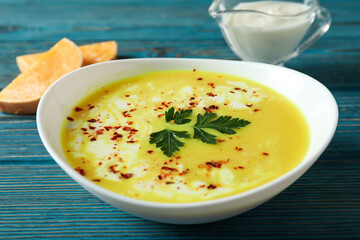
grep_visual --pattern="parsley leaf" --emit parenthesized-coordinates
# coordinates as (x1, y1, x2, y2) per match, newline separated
(165, 107, 193, 124)
(193, 112, 250, 144)
(149, 129, 191, 157)
(193, 127, 217, 144)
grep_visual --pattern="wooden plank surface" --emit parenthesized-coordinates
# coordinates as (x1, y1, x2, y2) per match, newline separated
(0, 0, 359, 239)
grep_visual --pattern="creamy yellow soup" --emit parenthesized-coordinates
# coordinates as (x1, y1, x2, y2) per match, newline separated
(61, 70, 309, 203)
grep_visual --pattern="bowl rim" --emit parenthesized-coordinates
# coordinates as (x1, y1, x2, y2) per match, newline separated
(37, 58, 338, 209)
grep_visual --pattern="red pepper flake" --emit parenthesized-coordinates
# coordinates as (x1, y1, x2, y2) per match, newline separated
(208, 105, 219, 110)
(125, 95, 130, 97)
(126, 140, 136, 143)
(147, 150, 154, 154)
(206, 92, 217, 97)
(111, 132, 123, 140)
(74, 107, 83, 112)
(254, 109, 261, 112)
(234, 87, 241, 90)
(246, 104, 253, 107)
(217, 139, 225, 143)
(98, 162, 103, 166)
(81, 128, 87, 131)
(75, 167, 85, 176)
(121, 173, 133, 179)
(235, 147, 243, 151)
(126, 103, 131, 106)
(161, 102, 169, 108)
(158, 114, 165, 118)
(166, 181, 175, 184)
(130, 108, 137, 112)
(122, 111, 132, 117)
(89, 126, 96, 130)
(87, 119, 97, 123)
(229, 91, 235, 94)
(189, 102, 195, 106)
(92, 179, 101, 182)
(203, 107, 212, 113)
(206, 161, 222, 168)
(263, 152, 269, 156)
(197, 77, 203, 80)
(158, 175, 163, 180)
(161, 166, 178, 172)
(207, 184, 217, 190)
(123, 126, 132, 131)
(114, 126, 122, 130)
(127, 121, 134, 125)
(90, 137, 97, 142)
(242, 89, 248, 93)
(179, 169, 190, 176)
(96, 129, 104, 135)
(208, 82, 215, 89)
(193, 68, 196, 72)
(234, 166, 244, 170)
(88, 105, 95, 110)
(104, 126, 113, 131)
(67, 117, 74, 121)
(109, 165, 119, 174)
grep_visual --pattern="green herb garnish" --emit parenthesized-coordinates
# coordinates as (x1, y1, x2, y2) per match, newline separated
(194, 112, 251, 144)
(149, 129, 191, 157)
(149, 108, 250, 157)
(165, 107, 193, 124)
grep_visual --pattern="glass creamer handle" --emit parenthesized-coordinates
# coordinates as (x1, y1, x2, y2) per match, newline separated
(296, 7, 331, 55)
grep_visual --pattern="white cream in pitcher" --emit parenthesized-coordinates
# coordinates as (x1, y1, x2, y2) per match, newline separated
(219, 1, 314, 63)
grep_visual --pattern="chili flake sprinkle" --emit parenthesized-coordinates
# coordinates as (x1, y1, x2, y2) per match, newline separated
(161, 166, 178, 172)
(121, 173, 133, 179)
(207, 92, 217, 97)
(75, 167, 85, 176)
(208, 105, 219, 110)
(75, 107, 83, 112)
(206, 161, 222, 168)
(207, 184, 217, 190)
(234, 166, 244, 170)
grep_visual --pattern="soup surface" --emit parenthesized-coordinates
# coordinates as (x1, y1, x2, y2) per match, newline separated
(61, 70, 309, 203)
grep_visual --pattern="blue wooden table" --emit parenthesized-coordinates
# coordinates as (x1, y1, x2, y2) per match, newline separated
(0, 0, 359, 239)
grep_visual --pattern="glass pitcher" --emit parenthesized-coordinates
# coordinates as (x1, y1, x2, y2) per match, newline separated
(209, 0, 331, 65)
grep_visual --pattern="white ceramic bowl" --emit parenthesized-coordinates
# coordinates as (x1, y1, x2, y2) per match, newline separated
(37, 58, 338, 224)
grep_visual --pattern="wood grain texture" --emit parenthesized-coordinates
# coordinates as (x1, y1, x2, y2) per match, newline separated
(0, 0, 359, 239)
